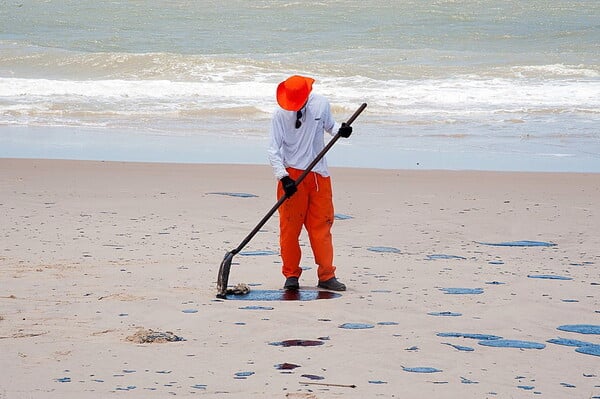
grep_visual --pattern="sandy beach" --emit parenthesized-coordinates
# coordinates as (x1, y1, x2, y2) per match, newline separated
(0, 158, 598, 398)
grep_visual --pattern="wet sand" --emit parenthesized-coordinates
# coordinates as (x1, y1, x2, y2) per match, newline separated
(1, 158, 598, 398)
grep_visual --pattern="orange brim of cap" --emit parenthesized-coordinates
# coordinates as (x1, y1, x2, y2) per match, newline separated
(276, 75, 315, 111)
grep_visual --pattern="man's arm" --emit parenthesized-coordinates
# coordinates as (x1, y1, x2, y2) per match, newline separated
(322, 98, 341, 136)
(267, 113, 288, 180)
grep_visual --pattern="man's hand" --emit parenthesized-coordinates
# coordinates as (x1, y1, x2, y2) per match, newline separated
(280, 176, 297, 197)
(338, 122, 352, 138)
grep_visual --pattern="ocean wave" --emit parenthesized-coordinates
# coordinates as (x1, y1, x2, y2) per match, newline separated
(511, 64, 600, 78)
(1, 73, 598, 129)
(0, 42, 276, 81)
(3, 41, 600, 81)
(1, 41, 599, 132)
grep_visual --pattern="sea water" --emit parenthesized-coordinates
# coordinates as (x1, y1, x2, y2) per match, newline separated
(1, 0, 599, 171)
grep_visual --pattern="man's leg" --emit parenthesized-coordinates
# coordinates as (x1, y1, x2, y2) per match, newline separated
(278, 173, 308, 279)
(305, 174, 336, 282)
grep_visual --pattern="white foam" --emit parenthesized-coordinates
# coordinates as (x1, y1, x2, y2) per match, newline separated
(1, 72, 598, 129)
(511, 64, 600, 78)
(0, 77, 271, 100)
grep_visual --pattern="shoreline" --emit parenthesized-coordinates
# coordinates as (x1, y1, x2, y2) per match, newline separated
(2, 156, 600, 175)
(1, 158, 598, 398)
(2, 125, 600, 173)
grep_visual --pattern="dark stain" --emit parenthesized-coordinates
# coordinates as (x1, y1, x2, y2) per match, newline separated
(275, 363, 300, 370)
(239, 250, 278, 256)
(402, 366, 442, 373)
(527, 274, 572, 280)
(440, 288, 483, 294)
(334, 213, 353, 220)
(575, 345, 600, 357)
(547, 337, 593, 347)
(476, 240, 556, 247)
(209, 192, 258, 198)
(269, 339, 324, 347)
(478, 339, 545, 349)
(426, 254, 466, 260)
(301, 374, 324, 380)
(548, 338, 600, 357)
(339, 323, 374, 329)
(234, 371, 255, 379)
(437, 332, 502, 340)
(428, 311, 462, 317)
(225, 289, 341, 301)
(367, 246, 401, 253)
(557, 324, 600, 334)
(442, 342, 474, 352)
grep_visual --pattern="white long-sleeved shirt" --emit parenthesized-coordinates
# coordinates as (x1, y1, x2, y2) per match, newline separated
(268, 93, 341, 180)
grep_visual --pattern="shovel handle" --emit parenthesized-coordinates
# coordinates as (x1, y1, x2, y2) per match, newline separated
(346, 102, 368, 126)
(232, 103, 367, 254)
(294, 102, 367, 186)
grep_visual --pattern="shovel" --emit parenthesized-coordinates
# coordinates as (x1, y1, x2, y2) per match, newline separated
(216, 103, 367, 298)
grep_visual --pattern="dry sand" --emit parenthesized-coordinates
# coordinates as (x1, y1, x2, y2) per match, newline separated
(0, 158, 598, 398)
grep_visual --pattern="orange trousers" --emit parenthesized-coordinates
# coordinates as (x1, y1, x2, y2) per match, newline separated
(277, 167, 336, 282)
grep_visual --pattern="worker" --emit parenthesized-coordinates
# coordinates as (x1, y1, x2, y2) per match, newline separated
(268, 75, 352, 291)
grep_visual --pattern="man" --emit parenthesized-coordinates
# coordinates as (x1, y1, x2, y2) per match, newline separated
(268, 75, 352, 291)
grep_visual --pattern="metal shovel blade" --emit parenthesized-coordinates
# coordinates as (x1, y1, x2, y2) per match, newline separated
(216, 251, 235, 298)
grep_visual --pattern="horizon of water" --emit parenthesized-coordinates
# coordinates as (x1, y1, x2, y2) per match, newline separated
(1, 0, 599, 172)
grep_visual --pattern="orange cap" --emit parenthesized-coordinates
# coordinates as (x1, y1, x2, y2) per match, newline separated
(276, 75, 315, 111)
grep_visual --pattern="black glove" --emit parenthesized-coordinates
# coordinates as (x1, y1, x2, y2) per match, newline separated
(280, 176, 297, 197)
(338, 122, 352, 138)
